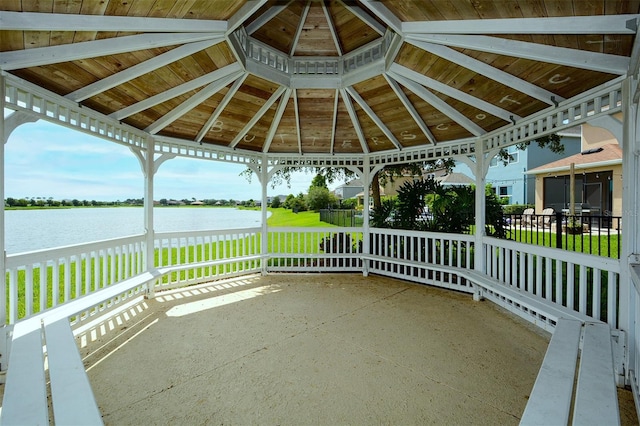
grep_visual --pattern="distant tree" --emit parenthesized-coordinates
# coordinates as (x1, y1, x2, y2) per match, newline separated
(341, 198, 357, 209)
(283, 194, 296, 209)
(310, 174, 328, 189)
(270, 197, 282, 208)
(6, 197, 16, 207)
(307, 186, 338, 211)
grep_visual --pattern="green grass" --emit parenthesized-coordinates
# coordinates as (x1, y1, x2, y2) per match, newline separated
(266, 208, 336, 227)
(508, 228, 620, 258)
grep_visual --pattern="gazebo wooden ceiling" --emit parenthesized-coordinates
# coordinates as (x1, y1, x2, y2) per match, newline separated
(1, 1, 639, 157)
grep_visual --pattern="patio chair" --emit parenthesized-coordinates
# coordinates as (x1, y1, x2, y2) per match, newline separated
(538, 208, 555, 228)
(521, 208, 534, 227)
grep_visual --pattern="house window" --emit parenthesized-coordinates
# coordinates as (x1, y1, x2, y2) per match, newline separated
(498, 185, 512, 201)
(490, 146, 519, 167)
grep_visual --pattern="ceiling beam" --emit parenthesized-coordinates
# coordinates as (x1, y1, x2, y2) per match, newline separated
(290, 1, 311, 56)
(403, 15, 639, 35)
(388, 74, 485, 137)
(246, 1, 293, 35)
(197, 74, 248, 143)
(389, 63, 520, 123)
(293, 89, 303, 154)
(358, 0, 401, 35)
(263, 88, 293, 153)
(383, 73, 436, 145)
(345, 86, 403, 150)
(338, 0, 385, 36)
(66, 38, 223, 102)
(406, 34, 630, 75)
(145, 72, 243, 135)
(0, 33, 222, 71)
(228, 0, 270, 34)
(110, 62, 243, 121)
(230, 86, 287, 148)
(405, 39, 563, 106)
(0, 11, 227, 32)
(322, 1, 343, 56)
(339, 89, 369, 154)
(330, 89, 339, 154)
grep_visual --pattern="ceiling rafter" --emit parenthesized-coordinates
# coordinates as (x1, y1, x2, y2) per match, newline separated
(339, 89, 369, 154)
(290, 1, 311, 56)
(407, 34, 630, 75)
(263, 88, 293, 153)
(293, 89, 303, 154)
(388, 73, 485, 137)
(406, 39, 563, 106)
(345, 86, 403, 151)
(383, 73, 436, 145)
(0, 33, 222, 71)
(338, 0, 385, 36)
(110, 62, 243, 121)
(196, 74, 248, 143)
(402, 15, 639, 35)
(246, 1, 293, 35)
(357, 0, 402, 35)
(228, 0, 270, 34)
(389, 63, 519, 123)
(67, 38, 224, 102)
(322, 1, 343, 56)
(330, 89, 339, 155)
(145, 71, 243, 135)
(230, 86, 288, 148)
(0, 11, 227, 32)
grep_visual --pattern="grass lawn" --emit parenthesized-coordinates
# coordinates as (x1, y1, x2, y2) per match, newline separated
(266, 208, 336, 227)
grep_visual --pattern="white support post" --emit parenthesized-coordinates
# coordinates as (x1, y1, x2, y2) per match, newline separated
(361, 159, 373, 277)
(473, 139, 489, 301)
(621, 77, 640, 386)
(143, 140, 155, 297)
(260, 156, 269, 275)
(131, 143, 175, 298)
(1, 74, 7, 367)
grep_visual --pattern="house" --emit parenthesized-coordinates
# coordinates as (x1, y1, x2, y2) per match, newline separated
(527, 122, 623, 218)
(333, 180, 364, 201)
(451, 128, 581, 204)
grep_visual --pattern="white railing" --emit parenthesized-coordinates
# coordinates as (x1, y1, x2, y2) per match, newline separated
(153, 228, 263, 290)
(267, 227, 363, 272)
(629, 264, 640, 407)
(483, 237, 621, 328)
(366, 228, 475, 292)
(2, 227, 623, 331)
(3, 234, 146, 325)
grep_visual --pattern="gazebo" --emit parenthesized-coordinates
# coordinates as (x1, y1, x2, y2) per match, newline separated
(1, 1, 640, 424)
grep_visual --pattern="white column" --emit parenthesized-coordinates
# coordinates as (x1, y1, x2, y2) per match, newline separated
(474, 139, 488, 301)
(362, 160, 371, 276)
(621, 77, 640, 385)
(0, 75, 6, 329)
(260, 156, 269, 275)
(143, 140, 155, 295)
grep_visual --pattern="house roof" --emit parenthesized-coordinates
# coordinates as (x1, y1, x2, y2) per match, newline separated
(436, 172, 474, 186)
(337, 180, 364, 189)
(1, 1, 637, 158)
(527, 144, 622, 175)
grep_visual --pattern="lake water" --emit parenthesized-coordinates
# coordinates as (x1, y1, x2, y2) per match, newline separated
(4, 207, 266, 254)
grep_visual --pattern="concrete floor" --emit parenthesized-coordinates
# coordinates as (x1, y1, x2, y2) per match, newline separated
(79, 274, 637, 425)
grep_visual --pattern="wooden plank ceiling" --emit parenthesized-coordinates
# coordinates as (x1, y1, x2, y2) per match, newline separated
(1, 0, 639, 156)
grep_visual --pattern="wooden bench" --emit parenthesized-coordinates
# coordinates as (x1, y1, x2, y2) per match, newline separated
(521, 319, 620, 425)
(1, 255, 265, 425)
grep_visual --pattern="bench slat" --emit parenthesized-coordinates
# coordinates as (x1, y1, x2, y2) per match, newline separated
(0, 318, 49, 426)
(572, 322, 620, 425)
(44, 317, 103, 425)
(520, 318, 582, 425)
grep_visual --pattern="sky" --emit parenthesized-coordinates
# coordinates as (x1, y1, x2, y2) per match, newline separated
(4, 116, 322, 202)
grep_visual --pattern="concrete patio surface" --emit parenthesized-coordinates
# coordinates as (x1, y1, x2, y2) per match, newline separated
(79, 274, 637, 425)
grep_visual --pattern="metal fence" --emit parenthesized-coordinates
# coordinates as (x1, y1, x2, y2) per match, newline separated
(504, 212, 622, 258)
(319, 209, 363, 227)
